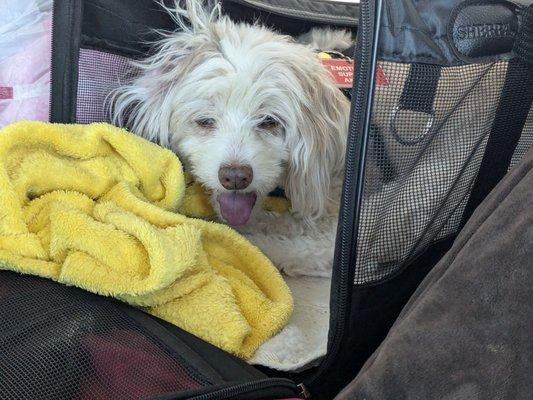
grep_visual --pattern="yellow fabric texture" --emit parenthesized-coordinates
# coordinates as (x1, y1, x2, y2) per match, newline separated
(0, 121, 293, 359)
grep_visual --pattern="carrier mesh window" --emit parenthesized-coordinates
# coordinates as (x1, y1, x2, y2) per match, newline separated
(76, 49, 132, 124)
(0, 272, 209, 400)
(355, 60, 532, 285)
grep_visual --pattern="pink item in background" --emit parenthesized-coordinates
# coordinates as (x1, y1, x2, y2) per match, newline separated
(0, 1, 52, 127)
(80, 330, 201, 399)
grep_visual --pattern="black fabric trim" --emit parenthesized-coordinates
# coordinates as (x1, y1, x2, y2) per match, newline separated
(50, 0, 84, 123)
(514, 4, 533, 63)
(461, 57, 533, 225)
(81, 0, 174, 58)
(77, 0, 358, 58)
(223, 0, 359, 26)
(378, 0, 530, 66)
(150, 378, 298, 400)
(80, 35, 148, 59)
(221, 1, 357, 36)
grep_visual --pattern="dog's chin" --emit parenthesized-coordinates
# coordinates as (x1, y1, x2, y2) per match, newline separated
(215, 191, 258, 227)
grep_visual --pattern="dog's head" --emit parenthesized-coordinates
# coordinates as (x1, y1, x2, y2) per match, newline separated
(110, 0, 349, 226)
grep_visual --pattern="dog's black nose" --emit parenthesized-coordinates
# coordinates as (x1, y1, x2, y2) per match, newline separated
(218, 164, 253, 190)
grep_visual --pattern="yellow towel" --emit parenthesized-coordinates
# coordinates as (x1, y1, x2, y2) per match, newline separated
(0, 121, 293, 359)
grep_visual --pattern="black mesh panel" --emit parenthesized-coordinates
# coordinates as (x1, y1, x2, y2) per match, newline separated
(0, 271, 210, 400)
(354, 60, 532, 284)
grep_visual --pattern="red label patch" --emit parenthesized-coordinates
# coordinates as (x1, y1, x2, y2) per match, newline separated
(321, 59, 354, 88)
(321, 59, 389, 88)
(375, 64, 389, 87)
(0, 87, 13, 100)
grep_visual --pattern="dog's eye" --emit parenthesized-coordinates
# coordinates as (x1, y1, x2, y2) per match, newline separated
(258, 116, 280, 130)
(196, 118, 216, 129)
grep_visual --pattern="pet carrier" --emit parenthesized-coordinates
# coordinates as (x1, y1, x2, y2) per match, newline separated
(1, 0, 532, 399)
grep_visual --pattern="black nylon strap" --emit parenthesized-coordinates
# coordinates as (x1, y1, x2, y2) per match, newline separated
(391, 63, 442, 146)
(50, 0, 84, 123)
(398, 63, 442, 114)
(461, 58, 533, 225)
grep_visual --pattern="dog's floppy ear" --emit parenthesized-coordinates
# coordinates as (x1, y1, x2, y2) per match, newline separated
(284, 60, 350, 220)
(108, 0, 221, 145)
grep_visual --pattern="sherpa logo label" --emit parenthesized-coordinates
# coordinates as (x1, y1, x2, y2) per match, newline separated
(456, 23, 515, 40)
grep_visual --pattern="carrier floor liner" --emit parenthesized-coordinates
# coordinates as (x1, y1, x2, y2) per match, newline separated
(251, 275, 331, 372)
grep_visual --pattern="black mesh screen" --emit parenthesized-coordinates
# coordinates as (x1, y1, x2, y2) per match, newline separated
(354, 60, 532, 285)
(0, 271, 210, 400)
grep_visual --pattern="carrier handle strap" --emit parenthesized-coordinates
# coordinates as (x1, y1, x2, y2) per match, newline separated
(390, 63, 442, 146)
(399, 63, 441, 114)
(461, 57, 533, 226)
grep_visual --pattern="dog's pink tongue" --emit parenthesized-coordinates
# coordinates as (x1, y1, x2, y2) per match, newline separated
(218, 192, 257, 226)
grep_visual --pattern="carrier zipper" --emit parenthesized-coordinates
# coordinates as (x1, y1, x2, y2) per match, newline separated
(187, 378, 300, 400)
(297, 383, 311, 399)
(306, 0, 384, 389)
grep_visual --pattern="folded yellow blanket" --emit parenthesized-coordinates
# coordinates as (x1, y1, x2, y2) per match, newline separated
(0, 121, 293, 359)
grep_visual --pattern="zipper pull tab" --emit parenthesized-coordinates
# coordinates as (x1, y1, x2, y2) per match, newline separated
(297, 383, 311, 399)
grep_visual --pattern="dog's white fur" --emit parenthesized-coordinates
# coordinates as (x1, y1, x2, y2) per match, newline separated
(109, 1, 351, 277)
(297, 27, 353, 53)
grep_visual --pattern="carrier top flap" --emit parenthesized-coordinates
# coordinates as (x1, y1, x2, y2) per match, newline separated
(379, 0, 533, 66)
(223, 0, 359, 26)
(75, 0, 358, 58)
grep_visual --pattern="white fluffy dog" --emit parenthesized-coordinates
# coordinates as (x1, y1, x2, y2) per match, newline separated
(110, 1, 352, 278)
